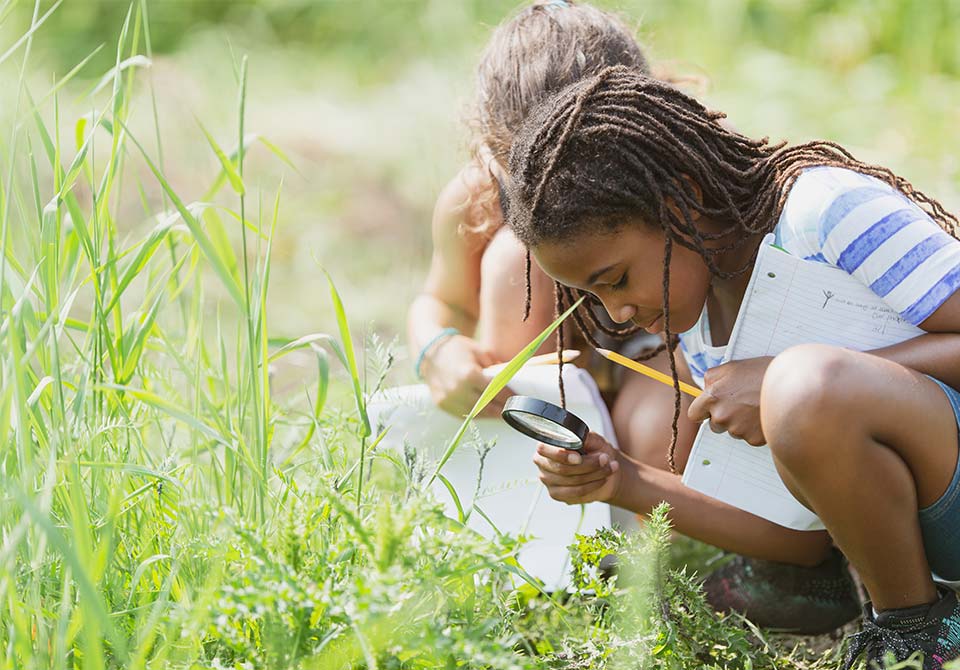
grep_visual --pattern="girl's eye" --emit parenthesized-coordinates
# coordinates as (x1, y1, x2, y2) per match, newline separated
(611, 273, 628, 291)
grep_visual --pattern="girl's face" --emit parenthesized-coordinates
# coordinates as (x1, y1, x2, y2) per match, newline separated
(532, 223, 713, 334)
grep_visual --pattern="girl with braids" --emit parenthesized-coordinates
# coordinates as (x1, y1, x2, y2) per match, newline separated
(407, 0, 654, 419)
(507, 65, 960, 667)
(411, 0, 860, 636)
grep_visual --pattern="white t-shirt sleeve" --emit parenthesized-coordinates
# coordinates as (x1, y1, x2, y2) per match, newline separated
(777, 167, 960, 326)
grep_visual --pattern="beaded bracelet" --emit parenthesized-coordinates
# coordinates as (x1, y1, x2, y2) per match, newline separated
(414, 327, 460, 380)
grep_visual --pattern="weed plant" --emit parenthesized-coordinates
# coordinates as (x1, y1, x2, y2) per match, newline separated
(0, 3, 911, 669)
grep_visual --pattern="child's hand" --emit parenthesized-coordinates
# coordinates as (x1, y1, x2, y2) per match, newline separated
(533, 432, 622, 504)
(687, 356, 772, 446)
(420, 334, 512, 417)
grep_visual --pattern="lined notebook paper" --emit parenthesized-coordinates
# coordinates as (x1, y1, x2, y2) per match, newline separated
(682, 234, 924, 530)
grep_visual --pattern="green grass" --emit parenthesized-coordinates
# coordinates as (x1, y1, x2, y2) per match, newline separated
(2, 2, 960, 668)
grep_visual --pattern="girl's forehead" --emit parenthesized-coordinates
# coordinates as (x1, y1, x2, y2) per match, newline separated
(532, 226, 664, 283)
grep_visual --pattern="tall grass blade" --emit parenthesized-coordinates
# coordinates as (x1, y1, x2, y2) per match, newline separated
(436, 472, 465, 523)
(323, 270, 370, 437)
(427, 296, 584, 485)
(198, 120, 245, 195)
(91, 54, 151, 95)
(0, 0, 61, 67)
(121, 122, 246, 309)
(8, 482, 129, 662)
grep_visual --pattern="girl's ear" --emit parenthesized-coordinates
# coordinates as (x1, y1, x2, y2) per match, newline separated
(665, 195, 701, 224)
(663, 174, 703, 224)
(680, 174, 703, 206)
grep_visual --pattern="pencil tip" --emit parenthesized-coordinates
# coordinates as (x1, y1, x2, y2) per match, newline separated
(596, 348, 611, 356)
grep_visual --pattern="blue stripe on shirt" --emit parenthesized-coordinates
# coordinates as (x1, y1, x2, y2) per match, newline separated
(901, 264, 960, 324)
(836, 208, 924, 273)
(819, 185, 892, 246)
(870, 232, 955, 297)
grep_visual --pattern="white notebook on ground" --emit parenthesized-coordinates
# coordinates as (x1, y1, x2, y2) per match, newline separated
(681, 234, 923, 530)
(367, 364, 629, 590)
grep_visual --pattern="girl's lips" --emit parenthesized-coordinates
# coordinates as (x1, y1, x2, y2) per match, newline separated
(633, 313, 664, 334)
(644, 315, 664, 334)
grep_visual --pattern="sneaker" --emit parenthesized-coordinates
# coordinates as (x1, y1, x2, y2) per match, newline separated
(844, 587, 960, 669)
(701, 549, 861, 634)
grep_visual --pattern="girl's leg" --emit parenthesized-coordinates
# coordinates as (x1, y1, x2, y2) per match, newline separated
(762, 344, 960, 610)
(476, 226, 557, 360)
(612, 349, 699, 471)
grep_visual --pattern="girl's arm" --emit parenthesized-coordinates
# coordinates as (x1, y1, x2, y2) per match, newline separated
(407, 165, 511, 416)
(534, 433, 832, 566)
(408, 166, 487, 346)
(869, 292, 960, 389)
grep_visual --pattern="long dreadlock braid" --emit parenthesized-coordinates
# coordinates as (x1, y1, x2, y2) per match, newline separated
(507, 65, 959, 472)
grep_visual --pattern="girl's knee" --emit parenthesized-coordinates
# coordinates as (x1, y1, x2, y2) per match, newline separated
(476, 226, 554, 357)
(479, 227, 552, 316)
(613, 366, 696, 472)
(762, 344, 860, 468)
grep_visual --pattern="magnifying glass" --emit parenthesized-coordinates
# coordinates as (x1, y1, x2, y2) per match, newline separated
(501, 396, 590, 451)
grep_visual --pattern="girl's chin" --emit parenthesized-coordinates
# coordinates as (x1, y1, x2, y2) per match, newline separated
(660, 312, 700, 335)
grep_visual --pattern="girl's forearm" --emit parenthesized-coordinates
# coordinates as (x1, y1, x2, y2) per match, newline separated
(613, 459, 833, 566)
(870, 332, 960, 390)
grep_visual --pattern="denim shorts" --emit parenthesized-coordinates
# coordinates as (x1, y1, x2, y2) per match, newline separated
(919, 377, 960, 582)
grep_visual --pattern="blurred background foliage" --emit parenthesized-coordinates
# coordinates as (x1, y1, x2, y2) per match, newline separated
(5, 0, 960, 365)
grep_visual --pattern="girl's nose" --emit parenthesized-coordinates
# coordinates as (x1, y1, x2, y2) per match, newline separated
(600, 299, 636, 325)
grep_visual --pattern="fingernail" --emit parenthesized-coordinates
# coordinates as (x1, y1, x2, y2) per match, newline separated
(567, 452, 582, 465)
(599, 454, 609, 467)
(610, 460, 619, 472)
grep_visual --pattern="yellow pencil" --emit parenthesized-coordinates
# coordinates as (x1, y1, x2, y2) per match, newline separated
(596, 348, 702, 398)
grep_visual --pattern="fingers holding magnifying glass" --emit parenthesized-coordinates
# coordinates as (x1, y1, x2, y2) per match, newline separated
(533, 432, 621, 504)
(534, 444, 615, 475)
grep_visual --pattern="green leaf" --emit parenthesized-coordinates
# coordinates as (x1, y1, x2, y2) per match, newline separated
(92, 54, 151, 95)
(0, 0, 62, 68)
(324, 270, 370, 437)
(436, 473, 465, 523)
(198, 120, 245, 195)
(120, 121, 246, 310)
(104, 211, 185, 314)
(427, 296, 584, 485)
(102, 384, 232, 450)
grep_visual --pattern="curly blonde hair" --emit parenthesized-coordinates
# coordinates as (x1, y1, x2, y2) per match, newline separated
(463, 0, 652, 234)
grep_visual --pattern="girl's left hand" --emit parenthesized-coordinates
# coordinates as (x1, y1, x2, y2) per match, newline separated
(687, 356, 773, 446)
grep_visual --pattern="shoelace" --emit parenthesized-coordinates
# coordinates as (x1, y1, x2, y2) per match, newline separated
(844, 617, 921, 669)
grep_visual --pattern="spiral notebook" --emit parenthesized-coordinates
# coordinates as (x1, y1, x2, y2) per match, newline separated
(681, 234, 923, 530)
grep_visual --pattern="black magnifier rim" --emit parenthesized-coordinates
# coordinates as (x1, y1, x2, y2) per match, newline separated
(501, 395, 589, 450)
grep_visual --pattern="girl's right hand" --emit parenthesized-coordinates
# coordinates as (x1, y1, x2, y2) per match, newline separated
(420, 334, 512, 417)
(533, 432, 622, 504)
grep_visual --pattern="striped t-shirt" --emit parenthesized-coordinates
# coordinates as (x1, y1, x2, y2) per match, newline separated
(679, 166, 960, 388)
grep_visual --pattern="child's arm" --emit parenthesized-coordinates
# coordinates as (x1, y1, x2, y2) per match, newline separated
(692, 169, 960, 442)
(869, 294, 960, 388)
(533, 432, 832, 566)
(407, 165, 512, 417)
(683, 298, 960, 449)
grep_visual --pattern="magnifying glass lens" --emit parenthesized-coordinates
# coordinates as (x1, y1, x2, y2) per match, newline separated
(501, 396, 590, 450)
(509, 411, 581, 447)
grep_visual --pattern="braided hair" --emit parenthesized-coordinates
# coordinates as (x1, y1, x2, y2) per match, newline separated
(506, 65, 959, 472)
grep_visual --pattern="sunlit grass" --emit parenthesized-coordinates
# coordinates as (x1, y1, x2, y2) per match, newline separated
(0, 4, 602, 667)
